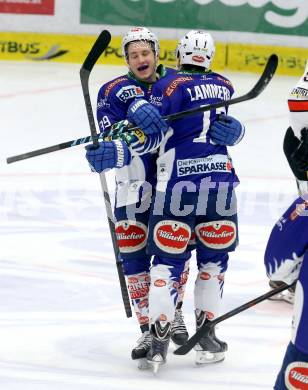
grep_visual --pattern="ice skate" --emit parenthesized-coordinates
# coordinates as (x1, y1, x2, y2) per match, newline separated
(131, 331, 151, 370)
(268, 280, 295, 304)
(147, 320, 171, 374)
(171, 308, 189, 346)
(194, 310, 227, 365)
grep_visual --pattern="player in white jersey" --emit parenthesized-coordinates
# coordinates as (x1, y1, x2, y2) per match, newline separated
(269, 60, 308, 305)
(264, 60, 308, 390)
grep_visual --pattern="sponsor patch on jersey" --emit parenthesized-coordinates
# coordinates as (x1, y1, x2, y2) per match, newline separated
(289, 200, 308, 221)
(97, 97, 110, 109)
(149, 94, 163, 107)
(127, 276, 139, 284)
(104, 77, 128, 97)
(285, 361, 308, 389)
(154, 279, 166, 287)
(196, 220, 236, 249)
(116, 85, 145, 102)
(165, 76, 193, 97)
(177, 154, 232, 177)
(154, 220, 191, 254)
(217, 76, 233, 88)
(200, 272, 211, 280)
(138, 299, 148, 309)
(115, 220, 147, 253)
(138, 316, 149, 325)
(289, 86, 308, 100)
(128, 278, 149, 299)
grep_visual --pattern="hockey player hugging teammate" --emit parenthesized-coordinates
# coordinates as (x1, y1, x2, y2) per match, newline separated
(86, 29, 245, 372)
(86, 27, 190, 370)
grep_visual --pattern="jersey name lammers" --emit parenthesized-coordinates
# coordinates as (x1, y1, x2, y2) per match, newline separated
(177, 155, 232, 177)
(186, 83, 231, 101)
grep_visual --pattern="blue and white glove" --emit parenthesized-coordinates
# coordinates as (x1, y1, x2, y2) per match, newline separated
(104, 119, 132, 141)
(104, 119, 146, 147)
(85, 140, 131, 173)
(209, 114, 245, 146)
(127, 99, 168, 135)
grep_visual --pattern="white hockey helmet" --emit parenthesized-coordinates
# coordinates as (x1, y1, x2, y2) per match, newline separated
(176, 30, 215, 70)
(122, 27, 159, 60)
(288, 59, 308, 139)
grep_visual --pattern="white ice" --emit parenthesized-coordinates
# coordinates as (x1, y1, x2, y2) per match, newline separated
(0, 60, 300, 389)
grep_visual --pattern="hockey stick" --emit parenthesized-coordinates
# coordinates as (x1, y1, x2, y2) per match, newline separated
(6, 54, 278, 164)
(80, 30, 132, 318)
(174, 280, 295, 356)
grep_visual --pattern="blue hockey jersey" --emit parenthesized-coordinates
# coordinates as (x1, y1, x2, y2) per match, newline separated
(264, 197, 308, 284)
(96, 65, 175, 206)
(147, 70, 240, 192)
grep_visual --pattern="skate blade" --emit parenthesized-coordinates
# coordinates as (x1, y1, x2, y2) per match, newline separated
(147, 356, 166, 374)
(195, 350, 225, 365)
(268, 292, 294, 304)
(137, 358, 151, 370)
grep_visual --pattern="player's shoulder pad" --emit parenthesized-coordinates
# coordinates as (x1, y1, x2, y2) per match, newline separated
(164, 66, 177, 76)
(99, 75, 148, 105)
(211, 72, 234, 90)
(100, 75, 130, 98)
(163, 74, 194, 97)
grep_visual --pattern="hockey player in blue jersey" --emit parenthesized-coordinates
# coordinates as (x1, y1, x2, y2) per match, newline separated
(86, 29, 245, 372)
(91, 27, 190, 367)
(264, 197, 308, 390)
(264, 61, 308, 390)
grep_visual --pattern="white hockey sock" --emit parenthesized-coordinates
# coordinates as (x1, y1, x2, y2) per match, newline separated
(194, 262, 225, 320)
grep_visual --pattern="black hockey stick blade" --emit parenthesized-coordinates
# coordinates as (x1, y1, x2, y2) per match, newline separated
(80, 30, 111, 147)
(81, 30, 111, 74)
(174, 280, 293, 356)
(6, 31, 111, 165)
(6, 54, 278, 164)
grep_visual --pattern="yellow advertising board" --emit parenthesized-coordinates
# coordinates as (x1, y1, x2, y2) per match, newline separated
(228, 43, 308, 77)
(0, 32, 307, 76)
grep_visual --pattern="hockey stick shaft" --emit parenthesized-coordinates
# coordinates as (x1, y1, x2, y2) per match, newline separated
(6, 54, 278, 164)
(163, 53, 278, 122)
(79, 30, 132, 318)
(174, 281, 295, 355)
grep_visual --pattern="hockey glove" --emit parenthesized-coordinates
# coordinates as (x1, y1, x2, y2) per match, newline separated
(209, 114, 245, 146)
(85, 140, 131, 173)
(127, 99, 168, 135)
(104, 119, 146, 147)
(104, 119, 131, 141)
(291, 127, 308, 172)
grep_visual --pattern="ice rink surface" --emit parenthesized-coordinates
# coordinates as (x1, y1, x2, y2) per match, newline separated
(0, 60, 301, 389)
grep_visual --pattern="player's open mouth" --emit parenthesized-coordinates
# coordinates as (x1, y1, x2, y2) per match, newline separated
(137, 64, 149, 72)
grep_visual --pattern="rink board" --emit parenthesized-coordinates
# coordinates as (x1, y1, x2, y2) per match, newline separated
(0, 31, 307, 76)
